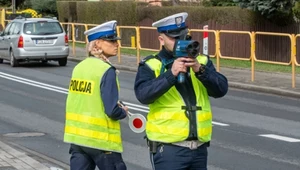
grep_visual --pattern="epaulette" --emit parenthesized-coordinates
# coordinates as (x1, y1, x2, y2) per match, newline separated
(139, 54, 160, 65)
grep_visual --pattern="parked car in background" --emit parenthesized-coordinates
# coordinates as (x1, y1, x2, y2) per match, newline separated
(0, 17, 69, 67)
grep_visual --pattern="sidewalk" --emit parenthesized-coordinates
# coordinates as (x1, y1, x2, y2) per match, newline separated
(69, 47, 300, 98)
(0, 139, 66, 170)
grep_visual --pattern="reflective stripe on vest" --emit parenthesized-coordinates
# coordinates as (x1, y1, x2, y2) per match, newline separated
(145, 55, 212, 143)
(64, 57, 123, 152)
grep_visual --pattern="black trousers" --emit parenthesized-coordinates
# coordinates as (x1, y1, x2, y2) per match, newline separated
(150, 143, 208, 170)
(69, 144, 127, 170)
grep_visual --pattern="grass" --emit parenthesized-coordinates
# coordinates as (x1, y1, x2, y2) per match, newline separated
(212, 58, 300, 74)
(71, 42, 86, 48)
(70, 42, 299, 74)
(120, 48, 300, 74)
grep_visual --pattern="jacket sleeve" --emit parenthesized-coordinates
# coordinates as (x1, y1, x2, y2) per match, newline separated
(100, 67, 127, 120)
(196, 59, 228, 98)
(134, 64, 177, 104)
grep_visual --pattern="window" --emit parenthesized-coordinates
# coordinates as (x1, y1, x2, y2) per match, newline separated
(23, 21, 63, 35)
(12, 23, 21, 35)
(3, 23, 12, 35)
(7, 23, 16, 35)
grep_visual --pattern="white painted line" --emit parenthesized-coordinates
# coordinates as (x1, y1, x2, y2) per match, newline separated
(259, 134, 300, 142)
(212, 121, 229, 126)
(0, 71, 230, 127)
(0, 74, 68, 94)
(50, 167, 64, 170)
(0, 71, 68, 92)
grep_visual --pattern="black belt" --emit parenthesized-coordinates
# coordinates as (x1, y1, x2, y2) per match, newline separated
(162, 141, 210, 147)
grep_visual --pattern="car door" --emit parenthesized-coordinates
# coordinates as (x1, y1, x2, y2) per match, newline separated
(2, 22, 17, 59)
(0, 22, 12, 58)
(9, 22, 22, 58)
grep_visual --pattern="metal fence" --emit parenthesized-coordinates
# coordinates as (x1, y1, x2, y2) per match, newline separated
(58, 22, 299, 88)
(0, 20, 299, 88)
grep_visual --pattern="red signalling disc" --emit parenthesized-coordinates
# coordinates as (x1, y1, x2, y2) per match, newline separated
(128, 113, 146, 133)
(133, 118, 143, 128)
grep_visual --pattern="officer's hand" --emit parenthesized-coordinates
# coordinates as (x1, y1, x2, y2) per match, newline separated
(183, 58, 200, 73)
(171, 58, 187, 76)
(122, 106, 129, 116)
(118, 101, 129, 116)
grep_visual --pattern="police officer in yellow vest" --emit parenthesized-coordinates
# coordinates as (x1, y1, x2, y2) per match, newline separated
(134, 13, 228, 170)
(64, 20, 128, 170)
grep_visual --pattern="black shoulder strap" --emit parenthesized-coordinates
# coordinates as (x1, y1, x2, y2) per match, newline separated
(139, 54, 160, 65)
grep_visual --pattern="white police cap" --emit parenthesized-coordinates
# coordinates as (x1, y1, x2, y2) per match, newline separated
(152, 12, 188, 37)
(84, 20, 121, 42)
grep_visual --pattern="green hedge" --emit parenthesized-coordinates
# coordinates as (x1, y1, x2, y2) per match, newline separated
(137, 6, 258, 26)
(56, 0, 86, 1)
(57, 1, 147, 25)
(57, 2, 259, 26)
(57, 1, 71, 21)
(57, 1, 148, 45)
(76, 1, 143, 25)
(161, 1, 203, 6)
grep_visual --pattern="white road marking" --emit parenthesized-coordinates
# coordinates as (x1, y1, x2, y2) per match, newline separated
(0, 71, 229, 127)
(0, 74, 68, 94)
(50, 168, 64, 170)
(212, 121, 229, 126)
(0, 71, 67, 92)
(259, 134, 300, 142)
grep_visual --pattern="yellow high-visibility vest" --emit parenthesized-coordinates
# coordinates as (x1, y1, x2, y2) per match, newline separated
(64, 57, 123, 152)
(145, 55, 212, 143)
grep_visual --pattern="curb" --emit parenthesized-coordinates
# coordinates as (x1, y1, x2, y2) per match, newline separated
(68, 57, 300, 99)
(68, 57, 83, 63)
(229, 82, 300, 99)
(0, 137, 69, 170)
(9, 142, 69, 170)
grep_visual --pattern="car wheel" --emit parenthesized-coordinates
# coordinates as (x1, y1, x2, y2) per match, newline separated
(58, 57, 67, 66)
(10, 51, 19, 67)
(0, 59, 3, 63)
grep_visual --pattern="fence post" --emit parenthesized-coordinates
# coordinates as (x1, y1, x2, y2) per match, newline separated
(72, 24, 75, 56)
(291, 34, 296, 88)
(84, 24, 88, 57)
(216, 30, 220, 72)
(251, 31, 255, 82)
(1, 9, 5, 29)
(136, 26, 141, 65)
(131, 36, 136, 48)
(116, 26, 121, 63)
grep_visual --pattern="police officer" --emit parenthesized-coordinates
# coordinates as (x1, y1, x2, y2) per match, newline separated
(134, 12, 228, 170)
(64, 20, 128, 170)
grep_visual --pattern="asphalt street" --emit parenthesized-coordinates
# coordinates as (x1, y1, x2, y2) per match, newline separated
(0, 60, 300, 170)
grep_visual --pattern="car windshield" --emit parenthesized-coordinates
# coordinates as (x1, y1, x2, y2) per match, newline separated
(23, 21, 63, 35)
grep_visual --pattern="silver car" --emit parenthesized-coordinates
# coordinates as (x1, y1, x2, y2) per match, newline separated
(0, 17, 69, 67)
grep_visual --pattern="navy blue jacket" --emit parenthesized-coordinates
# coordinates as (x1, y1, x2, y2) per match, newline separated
(100, 67, 127, 120)
(134, 47, 228, 140)
(134, 47, 228, 105)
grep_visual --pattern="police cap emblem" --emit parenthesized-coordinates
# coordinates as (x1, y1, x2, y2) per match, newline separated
(175, 16, 183, 27)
